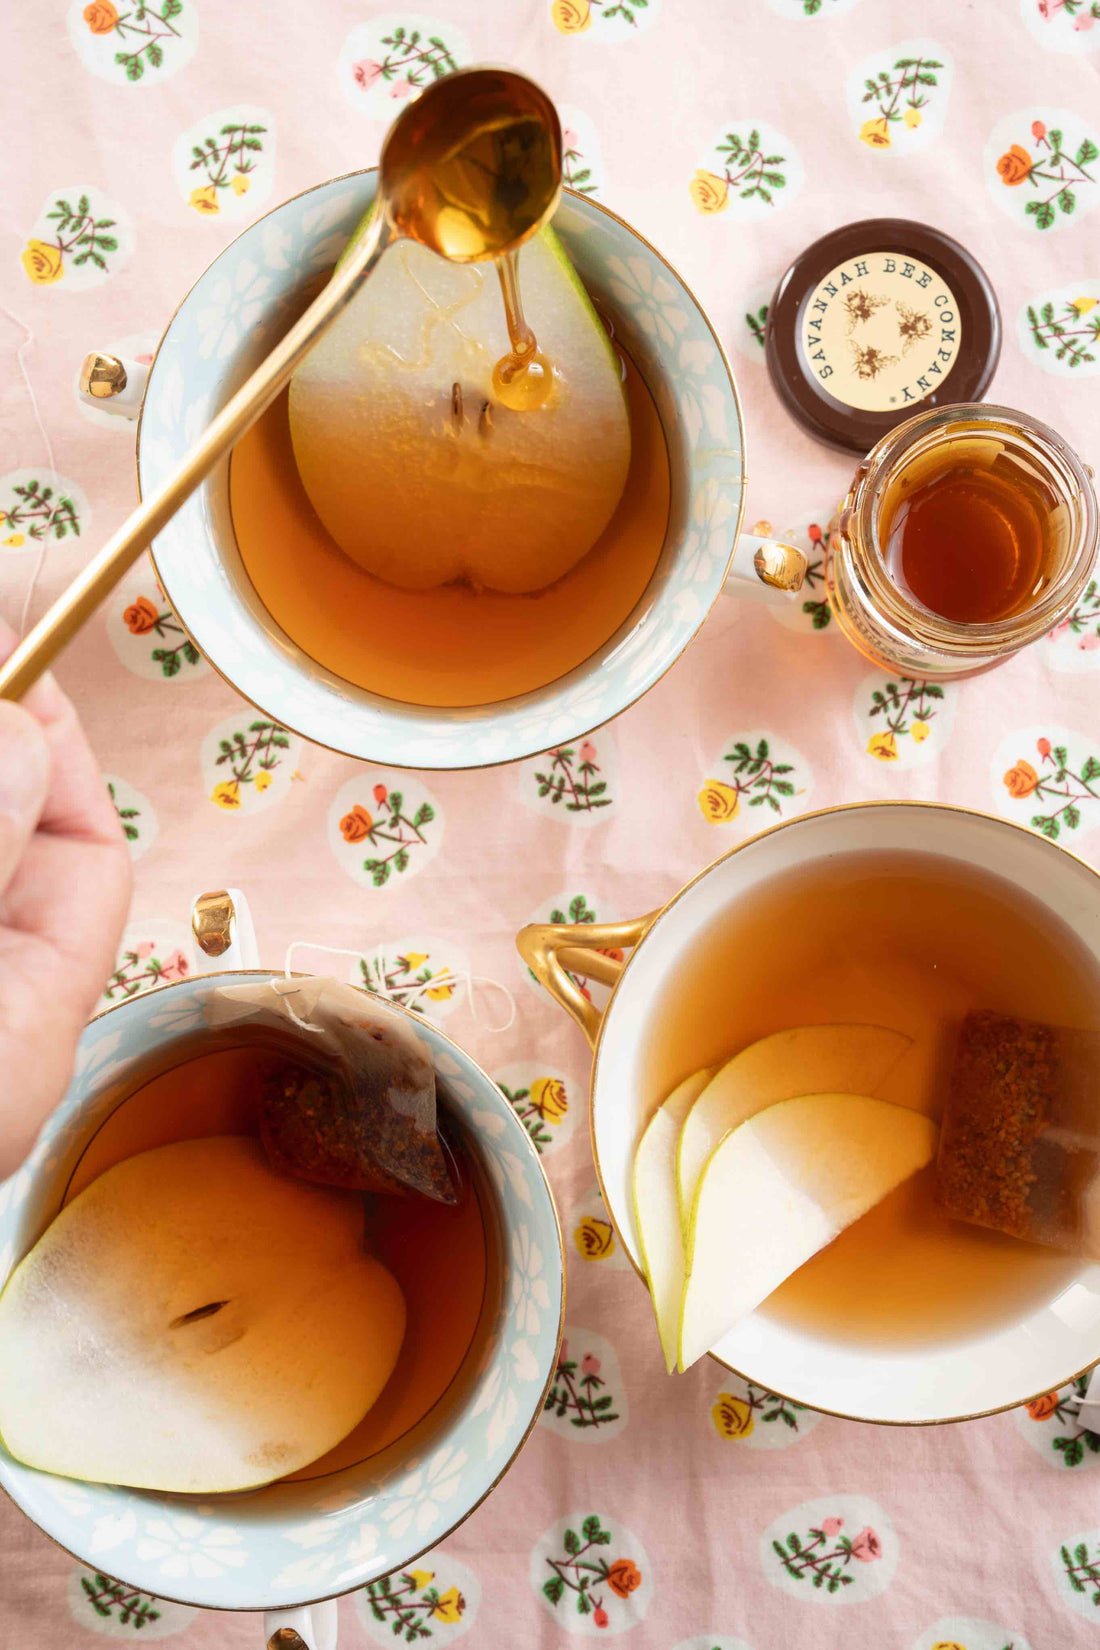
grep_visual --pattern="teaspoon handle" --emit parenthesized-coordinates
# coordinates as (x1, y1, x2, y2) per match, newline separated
(0, 210, 393, 702)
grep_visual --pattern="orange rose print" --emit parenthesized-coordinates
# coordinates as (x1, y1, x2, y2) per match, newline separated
(606, 1559, 642, 1598)
(340, 804, 374, 842)
(124, 595, 159, 635)
(997, 145, 1033, 186)
(1026, 1390, 1060, 1420)
(83, 0, 119, 33)
(1003, 759, 1039, 799)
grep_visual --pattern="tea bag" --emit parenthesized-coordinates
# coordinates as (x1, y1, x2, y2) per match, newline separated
(204, 975, 455, 1203)
(936, 1009, 1100, 1256)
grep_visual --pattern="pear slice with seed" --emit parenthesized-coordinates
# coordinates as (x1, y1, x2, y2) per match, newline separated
(0, 1137, 405, 1492)
(289, 220, 630, 594)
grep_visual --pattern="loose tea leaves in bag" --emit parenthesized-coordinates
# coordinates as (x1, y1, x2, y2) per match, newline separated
(937, 1009, 1100, 1256)
(204, 975, 455, 1202)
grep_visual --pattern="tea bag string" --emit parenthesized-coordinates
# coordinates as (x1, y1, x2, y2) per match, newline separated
(0, 303, 56, 636)
(278, 940, 517, 1034)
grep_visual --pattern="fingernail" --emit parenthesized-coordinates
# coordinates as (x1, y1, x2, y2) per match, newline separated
(0, 702, 50, 822)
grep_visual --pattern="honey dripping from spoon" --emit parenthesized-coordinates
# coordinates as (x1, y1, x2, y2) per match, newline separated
(492, 247, 555, 411)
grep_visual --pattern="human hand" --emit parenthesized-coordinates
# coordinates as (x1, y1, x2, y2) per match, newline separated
(0, 622, 131, 1178)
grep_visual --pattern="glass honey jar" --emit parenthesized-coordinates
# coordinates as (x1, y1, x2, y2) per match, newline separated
(826, 404, 1098, 680)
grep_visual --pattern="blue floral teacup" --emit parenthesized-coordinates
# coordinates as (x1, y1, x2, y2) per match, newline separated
(115, 173, 800, 768)
(0, 967, 563, 1645)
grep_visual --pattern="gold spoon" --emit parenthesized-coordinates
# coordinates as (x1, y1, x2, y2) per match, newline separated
(0, 66, 562, 701)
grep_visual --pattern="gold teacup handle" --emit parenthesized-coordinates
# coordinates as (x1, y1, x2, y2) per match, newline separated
(727, 533, 808, 595)
(516, 911, 660, 1048)
(190, 887, 260, 971)
(754, 540, 808, 592)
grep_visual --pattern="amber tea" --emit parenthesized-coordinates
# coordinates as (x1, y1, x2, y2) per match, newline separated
(640, 849, 1100, 1350)
(232, 329, 668, 709)
(64, 1028, 500, 1478)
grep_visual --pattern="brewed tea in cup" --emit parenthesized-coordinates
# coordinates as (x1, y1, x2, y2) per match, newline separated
(0, 961, 563, 1642)
(97, 175, 801, 767)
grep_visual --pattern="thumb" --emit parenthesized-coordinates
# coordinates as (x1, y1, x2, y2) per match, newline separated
(0, 701, 50, 895)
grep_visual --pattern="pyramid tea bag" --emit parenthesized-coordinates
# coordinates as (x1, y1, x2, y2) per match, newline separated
(204, 976, 455, 1203)
(937, 1009, 1100, 1256)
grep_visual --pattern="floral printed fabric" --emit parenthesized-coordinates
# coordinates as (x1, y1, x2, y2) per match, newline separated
(3, 0, 1100, 1645)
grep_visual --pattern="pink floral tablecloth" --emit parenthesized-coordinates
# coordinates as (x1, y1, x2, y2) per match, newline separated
(4, 1, 1100, 1646)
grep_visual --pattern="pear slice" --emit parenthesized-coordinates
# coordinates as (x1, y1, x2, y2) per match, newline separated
(678, 1093, 937, 1370)
(0, 1137, 406, 1492)
(631, 1067, 714, 1372)
(676, 1025, 912, 1239)
(289, 220, 631, 595)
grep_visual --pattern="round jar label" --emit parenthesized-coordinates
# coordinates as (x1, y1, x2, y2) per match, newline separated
(799, 251, 963, 412)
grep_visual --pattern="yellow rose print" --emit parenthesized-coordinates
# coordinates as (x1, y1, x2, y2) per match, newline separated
(574, 1215, 616, 1260)
(909, 719, 930, 743)
(1073, 296, 1098, 315)
(697, 779, 740, 824)
(2, 534, 26, 548)
(689, 170, 730, 214)
(22, 240, 64, 285)
(531, 1075, 568, 1124)
(551, 0, 592, 31)
(189, 185, 220, 215)
(712, 1392, 754, 1440)
(430, 1587, 465, 1624)
(866, 731, 898, 761)
(253, 770, 272, 793)
(930, 1643, 967, 1650)
(859, 117, 892, 150)
(211, 779, 242, 810)
(425, 976, 456, 1001)
(404, 952, 429, 968)
(408, 1570, 434, 1591)
(231, 174, 251, 197)
(903, 107, 923, 130)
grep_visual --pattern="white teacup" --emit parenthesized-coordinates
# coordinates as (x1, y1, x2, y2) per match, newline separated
(86, 173, 804, 769)
(0, 896, 563, 1644)
(520, 801, 1100, 1425)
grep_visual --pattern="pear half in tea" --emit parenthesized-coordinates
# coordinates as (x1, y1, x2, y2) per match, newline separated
(0, 1137, 407, 1493)
(0, 1027, 498, 1494)
(232, 223, 669, 708)
(288, 218, 630, 593)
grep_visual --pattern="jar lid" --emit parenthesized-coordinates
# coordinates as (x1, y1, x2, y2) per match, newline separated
(764, 218, 1001, 455)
